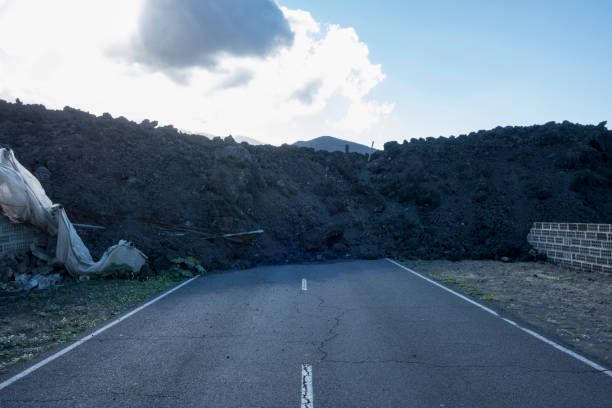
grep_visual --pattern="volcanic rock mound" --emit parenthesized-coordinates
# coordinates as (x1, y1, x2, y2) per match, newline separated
(0, 100, 610, 272)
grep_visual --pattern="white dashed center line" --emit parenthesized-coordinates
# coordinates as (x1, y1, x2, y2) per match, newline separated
(301, 278, 307, 291)
(301, 364, 313, 407)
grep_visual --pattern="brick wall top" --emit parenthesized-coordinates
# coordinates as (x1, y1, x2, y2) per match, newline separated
(533, 222, 611, 233)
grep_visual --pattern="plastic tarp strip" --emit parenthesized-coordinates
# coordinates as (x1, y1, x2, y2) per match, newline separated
(0, 149, 57, 235)
(56, 208, 147, 276)
(0, 148, 147, 276)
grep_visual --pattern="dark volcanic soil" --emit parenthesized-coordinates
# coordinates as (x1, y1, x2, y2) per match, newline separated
(0, 100, 610, 273)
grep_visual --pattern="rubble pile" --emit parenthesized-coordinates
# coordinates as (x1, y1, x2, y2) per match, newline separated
(370, 121, 612, 260)
(0, 100, 609, 275)
(0, 252, 62, 292)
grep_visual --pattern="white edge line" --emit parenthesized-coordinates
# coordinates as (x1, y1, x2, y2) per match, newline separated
(0, 276, 199, 391)
(301, 363, 313, 408)
(385, 258, 612, 378)
(385, 258, 500, 317)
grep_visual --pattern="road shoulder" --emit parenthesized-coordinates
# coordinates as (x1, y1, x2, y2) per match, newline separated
(400, 259, 612, 368)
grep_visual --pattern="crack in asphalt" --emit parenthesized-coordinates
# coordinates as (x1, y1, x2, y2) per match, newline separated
(315, 295, 344, 311)
(316, 295, 325, 309)
(324, 359, 608, 374)
(316, 309, 348, 362)
(0, 397, 74, 404)
(110, 391, 180, 400)
(294, 303, 319, 319)
(327, 359, 425, 365)
(140, 393, 180, 399)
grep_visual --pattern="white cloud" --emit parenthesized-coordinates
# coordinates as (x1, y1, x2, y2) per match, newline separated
(335, 99, 395, 134)
(0, 2, 393, 146)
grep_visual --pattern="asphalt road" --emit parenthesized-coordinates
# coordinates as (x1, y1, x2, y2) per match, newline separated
(1, 259, 611, 407)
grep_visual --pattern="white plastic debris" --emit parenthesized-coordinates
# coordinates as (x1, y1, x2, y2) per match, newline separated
(0, 148, 147, 276)
(0, 149, 57, 234)
(55, 208, 146, 276)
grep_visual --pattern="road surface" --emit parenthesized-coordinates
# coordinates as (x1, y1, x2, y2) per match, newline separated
(0, 259, 611, 407)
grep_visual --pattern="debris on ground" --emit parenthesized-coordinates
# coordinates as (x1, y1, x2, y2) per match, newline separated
(0, 252, 64, 292)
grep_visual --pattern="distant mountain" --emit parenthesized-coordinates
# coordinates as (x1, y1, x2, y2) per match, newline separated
(233, 135, 263, 145)
(183, 131, 263, 145)
(293, 136, 374, 154)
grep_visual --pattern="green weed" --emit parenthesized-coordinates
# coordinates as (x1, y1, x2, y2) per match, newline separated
(431, 274, 496, 301)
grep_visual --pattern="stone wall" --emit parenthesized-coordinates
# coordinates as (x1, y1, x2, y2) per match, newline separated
(527, 222, 612, 273)
(0, 215, 45, 257)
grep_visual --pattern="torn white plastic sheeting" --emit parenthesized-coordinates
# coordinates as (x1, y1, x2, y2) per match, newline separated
(56, 207, 147, 276)
(0, 148, 147, 276)
(0, 149, 57, 235)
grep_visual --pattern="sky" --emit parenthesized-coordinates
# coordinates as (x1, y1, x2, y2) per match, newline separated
(0, 0, 610, 147)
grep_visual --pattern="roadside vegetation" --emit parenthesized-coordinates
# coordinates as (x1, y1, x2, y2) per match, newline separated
(0, 265, 199, 374)
(429, 273, 498, 301)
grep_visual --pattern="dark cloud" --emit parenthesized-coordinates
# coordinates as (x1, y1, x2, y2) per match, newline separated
(292, 79, 323, 104)
(128, 0, 293, 71)
(218, 68, 254, 89)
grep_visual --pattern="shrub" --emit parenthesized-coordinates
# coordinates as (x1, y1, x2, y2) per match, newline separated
(164, 256, 206, 280)
(98, 264, 137, 280)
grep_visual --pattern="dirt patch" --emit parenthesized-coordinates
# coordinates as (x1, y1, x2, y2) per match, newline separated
(0, 276, 182, 373)
(403, 260, 612, 367)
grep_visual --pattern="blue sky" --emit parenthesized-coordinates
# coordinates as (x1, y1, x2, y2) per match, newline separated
(0, 1, 609, 146)
(282, 0, 612, 140)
